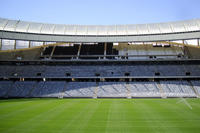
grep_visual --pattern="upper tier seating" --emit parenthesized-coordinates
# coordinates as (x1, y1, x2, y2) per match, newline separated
(54, 45, 79, 55)
(80, 44, 104, 55)
(1, 64, 200, 78)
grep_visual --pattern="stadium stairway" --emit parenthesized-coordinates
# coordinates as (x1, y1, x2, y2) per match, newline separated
(157, 81, 166, 98)
(27, 82, 38, 97)
(93, 82, 98, 98)
(126, 83, 132, 99)
(60, 82, 67, 98)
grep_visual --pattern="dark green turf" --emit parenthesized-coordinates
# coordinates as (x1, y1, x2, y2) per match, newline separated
(0, 98, 200, 133)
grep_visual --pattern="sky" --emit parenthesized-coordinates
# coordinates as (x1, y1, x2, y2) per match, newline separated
(0, 0, 200, 25)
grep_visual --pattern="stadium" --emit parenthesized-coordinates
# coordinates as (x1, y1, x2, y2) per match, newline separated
(0, 17, 200, 132)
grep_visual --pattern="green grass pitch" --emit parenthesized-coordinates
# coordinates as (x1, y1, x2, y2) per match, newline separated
(0, 98, 200, 133)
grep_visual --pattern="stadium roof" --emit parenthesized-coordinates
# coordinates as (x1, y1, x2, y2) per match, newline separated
(1, 18, 200, 35)
(0, 18, 200, 42)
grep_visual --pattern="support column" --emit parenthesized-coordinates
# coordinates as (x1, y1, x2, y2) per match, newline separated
(182, 40, 185, 45)
(168, 41, 171, 46)
(104, 43, 107, 59)
(0, 39, 2, 50)
(77, 43, 82, 59)
(157, 81, 166, 98)
(28, 41, 31, 48)
(14, 40, 16, 50)
(93, 82, 98, 99)
(182, 40, 185, 56)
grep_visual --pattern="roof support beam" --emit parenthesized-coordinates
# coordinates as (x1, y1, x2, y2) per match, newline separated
(50, 45, 56, 59)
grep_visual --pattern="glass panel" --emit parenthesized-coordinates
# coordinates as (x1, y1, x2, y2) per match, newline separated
(117, 25, 126, 35)
(87, 26, 98, 35)
(171, 22, 186, 32)
(16, 40, 29, 49)
(184, 20, 199, 31)
(41, 24, 54, 34)
(64, 25, 76, 35)
(76, 25, 87, 35)
(195, 19, 200, 30)
(107, 25, 116, 35)
(148, 24, 160, 34)
(137, 24, 149, 34)
(0, 18, 8, 30)
(98, 26, 108, 35)
(15, 21, 29, 32)
(54, 24, 65, 34)
(2, 39, 15, 50)
(28, 23, 43, 33)
(30, 41, 43, 47)
(127, 25, 138, 35)
(159, 23, 172, 33)
(171, 40, 183, 44)
(3, 20, 18, 31)
(44, 42, 56, 45)
(185, 39, 198, 46)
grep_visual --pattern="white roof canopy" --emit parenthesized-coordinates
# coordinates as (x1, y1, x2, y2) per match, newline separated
(1, 18, 200, 36)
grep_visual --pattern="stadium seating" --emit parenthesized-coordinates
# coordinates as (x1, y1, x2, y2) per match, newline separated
(190, 80, 200, 96)
(0, 80, 198, 98)
(160, 81, 196, 97)
(8, 81, 36, 97)
(98, 82, 128, 97)
(129, 82, 161, 97)
(1, 64, 200, 78)
(63, 82, 96, 97)
(30, 81, 65, 97)
(0, 81, 13, 97)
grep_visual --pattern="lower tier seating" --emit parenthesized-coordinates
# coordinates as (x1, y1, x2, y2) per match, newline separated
(63, 82, 96, 97)
(0, 80, 199, 98)
(129, 82, 160, 97)
(98, 82, 127, 97)
(30, 81, 65, 97)
(160, 81, 196, 97)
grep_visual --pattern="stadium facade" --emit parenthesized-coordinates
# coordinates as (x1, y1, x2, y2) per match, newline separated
(0, 18, 200, 98)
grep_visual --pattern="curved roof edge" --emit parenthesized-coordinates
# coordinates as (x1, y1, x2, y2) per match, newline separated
(0, 18, 200, 36)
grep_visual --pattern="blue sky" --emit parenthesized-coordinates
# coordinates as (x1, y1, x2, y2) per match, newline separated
(1, 0, 200, 25)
